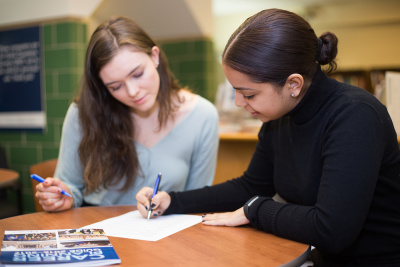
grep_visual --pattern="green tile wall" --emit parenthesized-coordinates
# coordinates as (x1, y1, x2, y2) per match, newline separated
(0, 20, 87, 214)
(1, 24, 218, 215)
(159, 38, 218, 102)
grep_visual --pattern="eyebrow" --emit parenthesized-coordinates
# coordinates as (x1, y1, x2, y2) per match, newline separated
(104, 65, 142, 86)
(232, 86, 255, 91)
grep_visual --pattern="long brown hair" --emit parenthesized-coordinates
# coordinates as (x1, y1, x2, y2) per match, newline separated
(222, 8, 338, 92)
(75, 16, 181, 194)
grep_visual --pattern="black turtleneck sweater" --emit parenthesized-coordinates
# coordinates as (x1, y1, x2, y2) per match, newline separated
(165, 69, 400, 266)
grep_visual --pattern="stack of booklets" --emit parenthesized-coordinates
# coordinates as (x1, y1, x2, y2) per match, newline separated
(0, 229, 120, 266)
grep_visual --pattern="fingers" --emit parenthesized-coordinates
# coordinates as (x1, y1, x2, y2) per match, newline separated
(37, 192, 73, 212)
(136, 187, 153, 217)
(38, 197, 64, 212)
(35, 177, 73, 212)
(201, 213, 232, 226)
(135, 189, 171, 219)
(147, 191, 171, 218)
(36, 177, 63, 193)
(201, 208, 250, 227)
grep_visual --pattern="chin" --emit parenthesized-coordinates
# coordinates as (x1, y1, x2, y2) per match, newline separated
(258, 117, 268, 123)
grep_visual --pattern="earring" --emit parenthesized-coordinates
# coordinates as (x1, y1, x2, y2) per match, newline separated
(291, 93, 296, 97)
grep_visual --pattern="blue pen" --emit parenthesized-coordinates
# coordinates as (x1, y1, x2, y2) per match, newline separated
(147, 173, 162, 220)
(30, 174, 72, 197)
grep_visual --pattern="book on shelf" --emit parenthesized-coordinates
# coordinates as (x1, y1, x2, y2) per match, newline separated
(0, 228, 120, 266)
(385, 71, 400, 135)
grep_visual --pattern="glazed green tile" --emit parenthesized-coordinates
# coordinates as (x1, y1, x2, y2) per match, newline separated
(43, 24, 54, 46)
(26, 124, 55, 142)
(191, 39, 212, 54)
(58, 73, 80, 94)
(0, 132, 23, 142)
(167, 61, 180, 75)
(45, 48, 80, 69)
(181, 77, 204, 92)
(179, 59, 207, 74)
(56, 22, 79, 44)
(78, 47, 87, 68)
(79, 23, 88, 43)
(46, 99, 70, 118)
(18, 169, 31, 188)
(22, 194, 35, 214)
(161, 41, 190, 57)
(42, 147, 60, 161)
(45, 73, 54, 93)
(10, 147, 38, 165)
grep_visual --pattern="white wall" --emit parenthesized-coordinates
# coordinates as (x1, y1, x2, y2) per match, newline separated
(0, 0, 102, 26)
(213, 0, 400, 70)
(0, 0, 213, 40)
(2, 0, 400, 70)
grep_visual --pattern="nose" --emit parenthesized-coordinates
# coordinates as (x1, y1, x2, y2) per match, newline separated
(126, 81, 139, 97)
(234, 91, 247, 107)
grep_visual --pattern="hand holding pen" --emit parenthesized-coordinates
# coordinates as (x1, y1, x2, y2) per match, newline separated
(31, 174, 74, 212)
(31, 174, 72, 197)
(147, 173, 162, 220)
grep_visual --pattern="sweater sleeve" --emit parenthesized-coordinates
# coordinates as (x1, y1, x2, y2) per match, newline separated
(183, 98, 219, 190)
(165, 123, 277, 215)
(248, 102, 388, 255)
(53, 103, 85, 207)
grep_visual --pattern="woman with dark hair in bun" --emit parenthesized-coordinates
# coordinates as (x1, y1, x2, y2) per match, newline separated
(137, 8, 400, 266)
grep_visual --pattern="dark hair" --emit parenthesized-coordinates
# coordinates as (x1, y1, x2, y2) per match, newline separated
(75, 16, 182, 194)
(222, 8, 338, 89)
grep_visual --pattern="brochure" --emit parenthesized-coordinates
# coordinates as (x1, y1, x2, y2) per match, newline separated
(0, 229, 120, 266)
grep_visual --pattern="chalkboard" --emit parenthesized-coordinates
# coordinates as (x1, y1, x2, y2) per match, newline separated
(0, 25, 45, 131)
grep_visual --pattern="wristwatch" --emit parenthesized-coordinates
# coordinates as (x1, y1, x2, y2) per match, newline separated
(243, 195, 259, 219)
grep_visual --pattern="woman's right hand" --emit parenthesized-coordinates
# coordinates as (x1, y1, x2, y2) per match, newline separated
(136, 187, 171, 218)
(35, 177, 74, 212)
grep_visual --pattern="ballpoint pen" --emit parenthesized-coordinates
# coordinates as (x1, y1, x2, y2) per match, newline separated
(30, 174, 72, 197)
(147, 173, 162, 220)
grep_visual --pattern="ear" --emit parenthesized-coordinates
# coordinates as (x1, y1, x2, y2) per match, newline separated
(285, 74, 304, 98)
(151, 46, 160, 67)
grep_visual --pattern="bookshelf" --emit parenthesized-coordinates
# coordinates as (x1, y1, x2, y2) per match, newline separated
(328, 70, 372, 93)
(328, 68, 400, 95)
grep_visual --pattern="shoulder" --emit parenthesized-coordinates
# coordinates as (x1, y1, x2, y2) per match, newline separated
(63, 102, 82, 132)
(66, 102, 79, 116)
(176, 92, 219, 134)
(191, 93, 218, 118)
(332, 84, 388, 120)
(178, 90, 218, 118)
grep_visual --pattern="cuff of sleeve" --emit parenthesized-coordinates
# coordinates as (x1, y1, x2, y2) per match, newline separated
(163, 192, 177, 215)
(248, 196, 277, 233)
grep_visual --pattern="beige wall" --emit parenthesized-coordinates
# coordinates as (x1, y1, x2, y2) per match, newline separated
(311, 0, 400, 70)
(213, 0, 400, 72)
(2, 0, 399, 71)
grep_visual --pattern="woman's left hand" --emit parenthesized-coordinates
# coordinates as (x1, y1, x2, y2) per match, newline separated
(201, 207, 250, 227)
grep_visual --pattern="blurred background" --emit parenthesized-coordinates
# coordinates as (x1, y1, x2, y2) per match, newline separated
(1, 0, 400, 215)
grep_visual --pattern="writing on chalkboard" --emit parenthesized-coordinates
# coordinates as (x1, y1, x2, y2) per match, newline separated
(0, 41, 40, 83)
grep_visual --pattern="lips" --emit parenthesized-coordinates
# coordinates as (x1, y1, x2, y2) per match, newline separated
(134, 95, 146, 104)
(251, 112, 259, 117)
(243, 107, 258, 117)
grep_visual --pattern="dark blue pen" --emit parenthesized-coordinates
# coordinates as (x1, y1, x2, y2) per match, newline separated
(147, 173, 162, 220)
(30, 174, 72, 197)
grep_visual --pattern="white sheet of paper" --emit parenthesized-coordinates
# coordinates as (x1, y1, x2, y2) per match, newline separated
(82, 210, 201, 241)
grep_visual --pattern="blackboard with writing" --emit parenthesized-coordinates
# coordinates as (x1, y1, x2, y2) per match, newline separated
(0, 25, 45, 131)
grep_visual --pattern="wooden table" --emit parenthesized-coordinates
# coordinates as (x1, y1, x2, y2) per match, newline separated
(0, 206, 310, 267)
(0, 168, 21, 218)
(0, 168, 19, 189)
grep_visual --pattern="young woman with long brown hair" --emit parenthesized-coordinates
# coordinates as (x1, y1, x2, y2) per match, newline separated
(35, 16, 219, 212)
